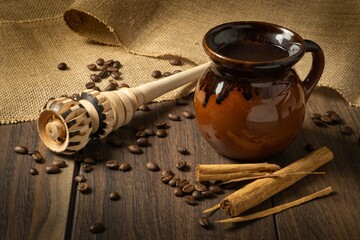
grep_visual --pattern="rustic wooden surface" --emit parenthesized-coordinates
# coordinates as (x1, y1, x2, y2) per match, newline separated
(1, 87, 360, 240)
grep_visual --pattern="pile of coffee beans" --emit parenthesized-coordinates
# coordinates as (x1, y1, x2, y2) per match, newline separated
(311, 110, 354, 135)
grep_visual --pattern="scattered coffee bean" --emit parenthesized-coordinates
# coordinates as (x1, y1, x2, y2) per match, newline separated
(176, 160, 187, 170)
(90, 222, 105, 234)
(119, 162, 131, 171)
(151, 70, 162, 78)
(135, 124, 145, 132)
(201, 190, 213, 198)
(105, 83, 117, 91)
(161, 169, 173, 177)
(312, 118, 326, 127)
(156, 129, 167, 138)
(175, 99, 188, 106)
(195, 183, 207, 192)
(74, 175, 86, 183)
(161, 173, 173, 183)
(93, 86, 101, 92)
(71, 93, 81, 101)
(327, 111, 341, 122)
(128, 144, 143, 154)
(138, 104, 151, 111)
(182, 183, 195, 194)
(144, 128, 155, 136)
(192, 190, 202, 200)
(176, 179, 189, 188)
(109, 191, 120, 201)
(209, 185, 224, 194)
(168, 177, 180, 187)
(104, 59, 114, 66)
(168, 113, 181, 121)
(45, 164, 61, 174)
(136, 137, 148, 147)
(106, 160, 119, 170)
(96, 58, 105, 66)
(174, 187, 183, 197)
(173, 69, 182, 74)
(83, 157, 96, 165)
(146, 161, 159, 171)
(29, 168, 38, 175)
(182, 110, 195, 119)
(176, 146, 188, 155)
(77, 183, 89, 193)
(14, 145, 28, 154)
(31, 151, 43, 163)
(185, 196, 197, 205)
(135, 130, 147, 138)
(320, 114, 333, 124)
(111, 71, 121, 79)
(154, 121, 167, 129)
(107, 66, 118, 72)
(99, 64, 108, 71)
(341, 125, 353, 135)
(83, 164, 93, 173)
(52, 159, 67, 168)
(85, 81, 96, 89)
(112, 61, 121, 68)
(98, 69, 110, 79)
(163, 71, 172, 77)
(90, 74, 101, 82)
(305, 143, 315, 152)
(169, 58, 182, 66)
(199, 217, 210, 228)
(57, 62, 68, 70)
(87, 63, 98, 71)
(310, 113, 321, 119)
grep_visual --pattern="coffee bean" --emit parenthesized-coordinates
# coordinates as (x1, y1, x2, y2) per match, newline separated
(109, 191, 120, 201)
(151, 70, 162, 78)
(83, 164, 93, 173)
(74, 175, 86, 183)
(87, 63, 98, 71)
(209, 185, 224, 194)
(105, 83, 117, 91)
(138, 105, 151, 111)
(154, 121, 167, 129)
(14, 145, 28, 154)
(99, 69, 110, 78)
(174, 187, 183, 197)
(45, 164, 61, 174)
(90, 74, 101, 82)
(176, 160, 187, 170)
(201, 190, 213, 198)
(99, 64, 108, 71)
(161, 173, 173, 183)
(169, 58, 182, 66)
(83, 157, 96, 165)
(168, 177, 180, 187)
(195, 183, 207, 192)
(96, 58, 105, 66)
(310, 113, 321, 119)
(71, 93, 81, 101)
(136, 130, 147, 138)
(78, 183, 89, 193)
(312, 118, 326, 127)
(31, 151, 43, 163)
(135, 124, 145, 132)
(104, 59, 114, 65)
(106, 160, 119, 170)
(119, 163, 131, 171)
(90, 222, 105, 234)
(168, 113, 181, 121)
(173, 69, 182, 74)
(199, 217, 210, 228)
(329, 112, 341, 123)
(156, 129, 167, 138)
(57, 62, 68, 70)
(128, 144, 143, 154)
(144, 128, 155, 136)
(29, 168, 38, 175)
(163, 71, 172, 77)
(106, 66, 118, 72)
(161, 169, 173, 177)
(341, 125, 353, 135)
(185, 196, 197, 205)
(93, 86, 101, 92)
(52, 159, 67, 168)
(182, 110, 195, 119)
(175, 99, 188, 106)
(305, 143, 315, 152)
(112, 61, 121, 68)
(176, 146, 188, 155)
(85, 81, 95, 89)
(192, 190, 202, 200)
(320, 114, 333, 124)
(111, 71, 121, 79)
(146, 162, 159, 171)
(176, 179, 189, 188)
(136, 137, 148, 147)
(182, 183, 195, 194)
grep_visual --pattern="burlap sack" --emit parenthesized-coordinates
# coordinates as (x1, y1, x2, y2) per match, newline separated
(0, 0, 359, 124)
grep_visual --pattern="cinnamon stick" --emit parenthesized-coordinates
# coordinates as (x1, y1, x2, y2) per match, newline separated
(217, 186, 333, 223)
(220, 147, 333, 217)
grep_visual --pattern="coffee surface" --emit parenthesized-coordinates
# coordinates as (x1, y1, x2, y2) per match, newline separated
(218, 41, 289, 61)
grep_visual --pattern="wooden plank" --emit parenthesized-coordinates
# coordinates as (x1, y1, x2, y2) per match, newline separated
(0, 122, 75, 239)
(272, 88, 360, 239)
(70, 95, 277, 239)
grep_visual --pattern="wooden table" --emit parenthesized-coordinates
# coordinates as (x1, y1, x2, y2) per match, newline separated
(1, 87, 359, 240)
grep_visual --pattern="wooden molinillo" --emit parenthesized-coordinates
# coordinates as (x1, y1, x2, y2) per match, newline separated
(38, 63, 211, 154)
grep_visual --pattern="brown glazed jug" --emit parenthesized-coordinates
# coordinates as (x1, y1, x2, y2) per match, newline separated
(194, 21, 325, 160)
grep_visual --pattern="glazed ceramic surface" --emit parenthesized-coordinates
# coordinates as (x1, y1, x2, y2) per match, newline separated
(194, 21, 324, 160)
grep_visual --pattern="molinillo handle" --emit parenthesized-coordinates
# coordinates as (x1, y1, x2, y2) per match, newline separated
(38, 62, 211, 154)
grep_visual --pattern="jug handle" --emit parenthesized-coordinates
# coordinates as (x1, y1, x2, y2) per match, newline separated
(302, 40, 325, 102)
